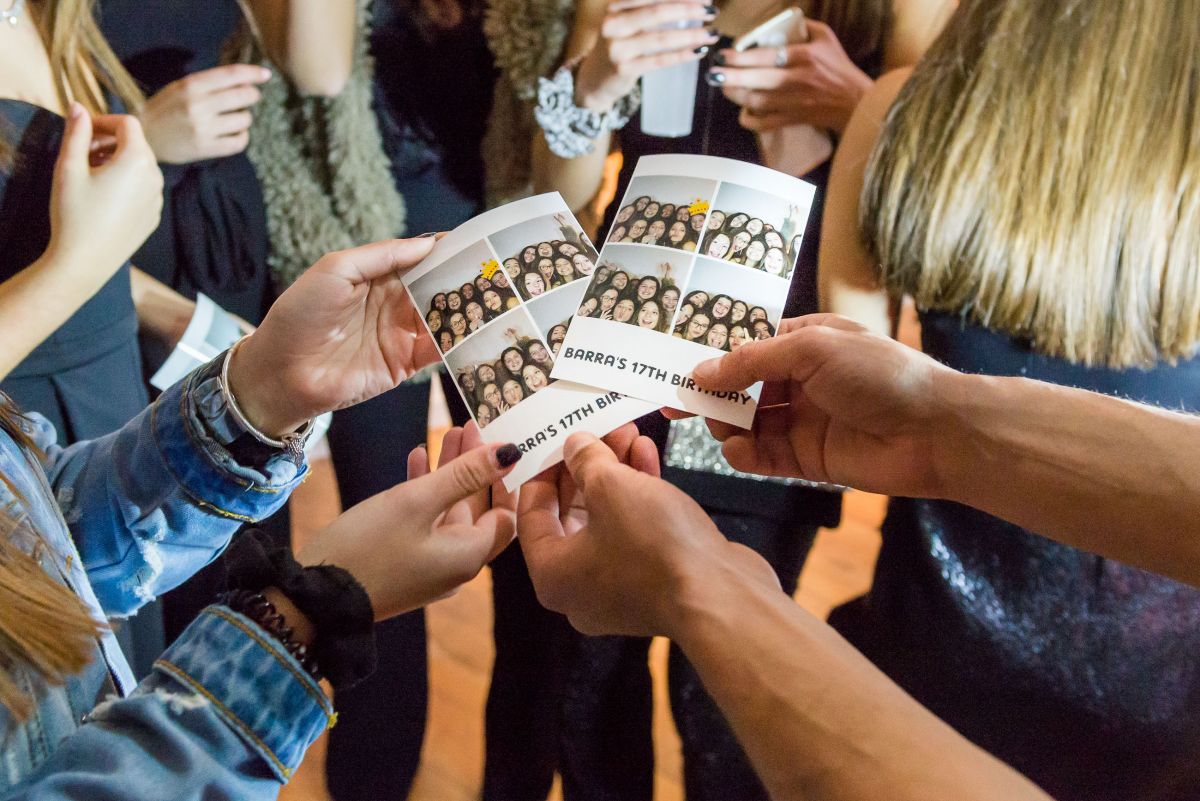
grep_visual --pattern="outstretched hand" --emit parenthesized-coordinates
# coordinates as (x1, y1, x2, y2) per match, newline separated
(518, 426, 778, 638)
(298, 423, 519, 620)
(228, 237, 441, 436)
(688, 314, 954, 498)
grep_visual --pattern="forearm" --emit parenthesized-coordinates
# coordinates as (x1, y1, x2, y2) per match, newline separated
(933, 371, 1200, 585)
(532, 129, 613, 214)
(0, 252, 112, 380)
(6, 607, 332, 799)
(244, 0, 356, 96)
(672, 566, 1050, 801)
(131, 267, 194, 348)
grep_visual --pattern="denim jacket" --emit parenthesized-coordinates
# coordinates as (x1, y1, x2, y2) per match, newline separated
(0, 359, 334, 798)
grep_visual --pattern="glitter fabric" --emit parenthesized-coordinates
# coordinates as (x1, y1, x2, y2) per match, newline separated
(829, 311, 1200, 801)
(665, 416, 839, 491)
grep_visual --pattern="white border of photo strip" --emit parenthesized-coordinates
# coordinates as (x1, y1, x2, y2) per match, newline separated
(403, 193, 656, 490)
(551, 155, 816, 428)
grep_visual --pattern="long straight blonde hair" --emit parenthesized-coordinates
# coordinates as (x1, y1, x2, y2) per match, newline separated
(861, 0, 1200, 368)
(31, 0, 143, 114)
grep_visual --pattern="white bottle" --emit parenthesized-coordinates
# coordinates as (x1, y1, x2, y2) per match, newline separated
(640, 21, 701, 138)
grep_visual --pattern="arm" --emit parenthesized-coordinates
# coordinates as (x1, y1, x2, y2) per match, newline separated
(671, 560, 1050, 801)
(0, 249, 120, 381)
(816, 70, 909, 335)
(0, 108, 162, 380)
(131, 267, 195, 349)
(242, 0, 356, 97)
(692, 315, 1200, 588)
(518, 431, 1050, 801)
(530, 0, 716, 212)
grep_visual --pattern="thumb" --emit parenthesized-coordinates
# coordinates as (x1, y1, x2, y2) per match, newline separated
(418, 442, 523, 521)
(562, 432, 622, 495)
(55, 103, 92, 183)
(803, 18, 835, 42)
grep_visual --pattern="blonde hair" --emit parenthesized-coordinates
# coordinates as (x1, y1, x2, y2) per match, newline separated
(862, 0, 1200, 368)
(0, 402, 103, 720)
(31, 0, 143, 114)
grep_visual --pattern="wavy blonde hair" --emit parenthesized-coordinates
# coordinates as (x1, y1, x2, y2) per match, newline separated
(862, 0, 1200, 367)
(31, 0, 143, 114)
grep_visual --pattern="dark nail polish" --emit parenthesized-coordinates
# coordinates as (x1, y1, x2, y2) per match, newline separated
(496, 444, 523, 468)
(703, 4, 718, 14)
(706, 26, 719, 37)
(693, 45, 710, 55)
(705, 69, 726, 86)
(713, 51, 726, 66)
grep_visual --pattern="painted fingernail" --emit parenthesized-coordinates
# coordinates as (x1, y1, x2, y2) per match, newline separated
(417, 231, 438, 238)
(693, 45, 710, 56)
(706, 26, 719, 37)
(713, 51, 726, 66)
(703, 4, 718, 14)
(496, 444, 523, 468)
(705, 70, 726, 86)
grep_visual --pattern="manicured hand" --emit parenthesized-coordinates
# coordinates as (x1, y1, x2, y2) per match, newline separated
(709, 21, 870, 133)
(575, 0, 718, 111)
(298, 424, 521, 620)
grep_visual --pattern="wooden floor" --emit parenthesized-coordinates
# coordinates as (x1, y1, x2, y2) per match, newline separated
(282, 443, 885, 801)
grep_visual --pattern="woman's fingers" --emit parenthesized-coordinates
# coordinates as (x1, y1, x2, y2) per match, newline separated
(212, 110, 254, 137)
(204, 83, 264, 115)
(407, 443, 431, 481)
(603, 3, 714, 39)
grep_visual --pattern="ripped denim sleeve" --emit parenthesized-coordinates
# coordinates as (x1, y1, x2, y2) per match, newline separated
(5, 606, 332, 800)
(39, 363, 308, 618)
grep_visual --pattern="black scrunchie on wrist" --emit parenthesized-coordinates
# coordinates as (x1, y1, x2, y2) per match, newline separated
(222, 530, 376, 691)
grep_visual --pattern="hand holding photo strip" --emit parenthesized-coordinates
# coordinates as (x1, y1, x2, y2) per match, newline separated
(402, 193, 656, 490)
(551, 155, 816, 429)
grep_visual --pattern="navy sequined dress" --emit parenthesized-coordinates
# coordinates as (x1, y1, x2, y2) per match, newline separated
(830, 310, 1200, 801)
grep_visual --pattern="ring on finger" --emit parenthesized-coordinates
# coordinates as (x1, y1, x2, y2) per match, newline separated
(775, 46, 788, 68)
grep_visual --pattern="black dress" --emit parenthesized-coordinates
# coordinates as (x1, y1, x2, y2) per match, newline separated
(483, 41, 847, 801)
(0, 99, 161, 677)
(829, 311, 1200, 801)
(99, 0, 273, 329)
(317, 3, 489, 798)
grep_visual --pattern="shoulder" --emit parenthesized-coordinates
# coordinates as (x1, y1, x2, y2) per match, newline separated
(841, 68, 912, 162)
(885, 0, 956, 68)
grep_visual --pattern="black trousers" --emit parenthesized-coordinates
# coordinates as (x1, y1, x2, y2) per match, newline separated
(483, 513, 819, 801)
(324, 372, 468, 801)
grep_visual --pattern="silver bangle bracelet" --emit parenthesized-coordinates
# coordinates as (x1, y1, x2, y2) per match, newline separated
(534, 64, 641, 159)
(220, 337, 315, 467)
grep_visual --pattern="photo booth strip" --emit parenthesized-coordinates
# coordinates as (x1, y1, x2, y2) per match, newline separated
(551, 155, 816, 429)
(403, 193, 656, 490)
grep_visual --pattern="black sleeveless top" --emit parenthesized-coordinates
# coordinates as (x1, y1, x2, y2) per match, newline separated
(370, 0, 497, 233)
(99, 0, 273, 325)
(830, 310, 1200, 801)
(603, 38, 860, 527)
(0, 100, 147, 444)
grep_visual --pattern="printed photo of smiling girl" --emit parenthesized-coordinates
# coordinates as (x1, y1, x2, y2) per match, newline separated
(608, 174, 718, 253)
(408, 239, 522, 355)
(674, 256, 787, 352)
(574, 245, 686, 333)
(488, 211, 600, 299)
(698, 181, 808, 280)
(444, 317, 557, 430)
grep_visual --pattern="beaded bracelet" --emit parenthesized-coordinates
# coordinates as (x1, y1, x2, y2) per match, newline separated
(534, 63, 641, 159)
(220, 589, 324, 681)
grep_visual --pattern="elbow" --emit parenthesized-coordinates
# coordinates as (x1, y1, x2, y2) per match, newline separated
(288, 67, 352, 98)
